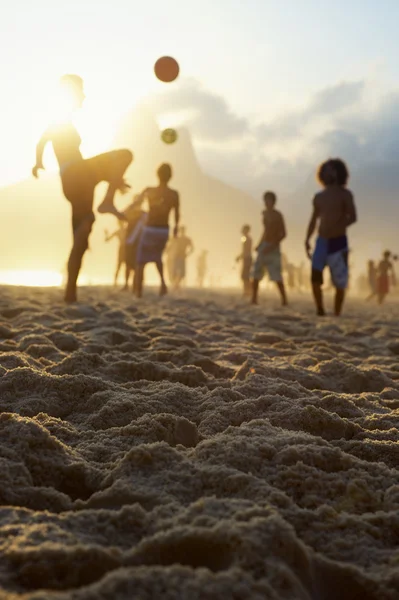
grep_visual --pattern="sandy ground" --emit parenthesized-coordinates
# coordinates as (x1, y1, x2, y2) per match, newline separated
(0, 285, 398, 600)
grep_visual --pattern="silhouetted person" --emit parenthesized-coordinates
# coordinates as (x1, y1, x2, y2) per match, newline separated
(123, 196, 147, 293)
(197, 251, 208, 288)
(32, 74, 133, 303)
(104, 223, 127, 288)
(236, 224, 253, 296)
(377, 251, 396, 304)
(172, 226, 194, 289)
(134, 163, 180, 297)
(252, 191, 287, 306)
(305, 158, 357, 316)
(366, 259, 378, 301)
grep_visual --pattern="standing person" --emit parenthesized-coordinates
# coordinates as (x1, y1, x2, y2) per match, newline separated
(251, 191, 288, 306)
(133, 164, 180, 297)
(197, 251, 208, 288)
(104, 222, 127, 288)
(305, 158, 357, 316)
(236, 225, 253, 296)
(123, 196, 148, 292)
(172, 226, 194, 289)
(365, 259, 378, 302)
(32, 74, 133, 303)
(377, 251, 396, 304)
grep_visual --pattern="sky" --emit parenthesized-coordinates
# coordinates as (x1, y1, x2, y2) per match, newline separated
(2, 0, 399, 192)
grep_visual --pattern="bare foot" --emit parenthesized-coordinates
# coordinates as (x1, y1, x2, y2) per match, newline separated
(251, 299, 258, 305)
(98, 202, 127, 220)
(117, 179, 131, 195)
(160, 284, 168, 296)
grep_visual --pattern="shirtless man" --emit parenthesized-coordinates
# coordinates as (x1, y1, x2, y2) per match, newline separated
(236, 224, 253, 296)
(377, 251, 396, 304)
(172, 226, 194, 289)
(305, 158, 357, 316)
(251, 191, 287, 306)
(134, 164, 180, 297)
(32, 74, 132, 303)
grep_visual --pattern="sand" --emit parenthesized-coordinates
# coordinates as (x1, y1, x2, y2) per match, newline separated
(0, 285, 398, 599)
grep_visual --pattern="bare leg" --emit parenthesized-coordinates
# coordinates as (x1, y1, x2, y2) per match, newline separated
(334, 288, 345, 316)
(251, 279, 260, 304)
(114, 259, 122, 287)
(276, 281, 288, 306)
(156, 260, 168, 295)
(65, 217, 94, 303)
(134, 264, 144, 298)
(96, 149, 133, 219)
(312, 283, 326, 316)
(123, 264, 130, 291)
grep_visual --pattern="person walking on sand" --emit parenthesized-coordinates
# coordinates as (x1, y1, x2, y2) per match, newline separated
(133, 163, 180, 297)
(32, 74, 133, 303)
(236, 224, 253, 296)
(172, 226, 194, 290)
(104, 222, 128, 288)
(305, 158, 357, 317)
(376, 251, 396, 304)
(365, 259, 378, 302)
(251, 191, 287, 306)
(197, 250, 208, 288)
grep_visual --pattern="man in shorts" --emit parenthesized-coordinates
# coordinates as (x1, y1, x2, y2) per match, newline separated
(305, 158, 357, 316)
(251, 191, 288, 306)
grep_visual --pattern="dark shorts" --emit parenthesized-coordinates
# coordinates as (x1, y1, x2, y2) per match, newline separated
(136, 226, 169, 266)
(311, 236, 349, 289)
(60, 149, 132, 234)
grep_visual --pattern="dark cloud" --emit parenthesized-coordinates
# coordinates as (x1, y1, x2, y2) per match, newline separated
(148, 76, 399, 196)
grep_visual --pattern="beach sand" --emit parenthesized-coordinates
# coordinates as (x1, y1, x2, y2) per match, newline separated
(0, 285, 398, 599)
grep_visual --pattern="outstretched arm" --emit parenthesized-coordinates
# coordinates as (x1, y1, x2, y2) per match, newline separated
(32, 131, 49, 178)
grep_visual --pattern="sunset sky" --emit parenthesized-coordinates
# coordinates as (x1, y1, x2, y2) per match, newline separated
(1, 0, 399, 189)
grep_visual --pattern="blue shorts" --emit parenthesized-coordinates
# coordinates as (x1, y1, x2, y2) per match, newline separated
(252, 243, 282, 282)
(312, 236, 349, 289)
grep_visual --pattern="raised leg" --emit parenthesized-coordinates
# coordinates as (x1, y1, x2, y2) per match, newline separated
(94, 149, 133, 219)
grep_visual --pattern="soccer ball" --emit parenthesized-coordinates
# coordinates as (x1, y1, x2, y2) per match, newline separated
(154, 56, 180, 83)
(161, 128, 178, 144)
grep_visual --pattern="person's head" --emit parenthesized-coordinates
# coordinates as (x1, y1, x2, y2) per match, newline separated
(60, 74, 85, 110)
(242, 224, 251, 235)
(157, 163, 172, 184)
(179, 226, 186, 236)
(317, 158, 349, 187)
(263, 191, 277, 210)
(368, 260, 375, 268)
(384, 250, 391, 259)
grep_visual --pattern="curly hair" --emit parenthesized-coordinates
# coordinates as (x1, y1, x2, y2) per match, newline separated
(317, 158, 349, 187)
(263, 191, 277, 205)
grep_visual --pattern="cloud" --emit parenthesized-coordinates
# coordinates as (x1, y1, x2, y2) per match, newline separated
(148, 78, 249, 142)
(148, 75, 399, 196)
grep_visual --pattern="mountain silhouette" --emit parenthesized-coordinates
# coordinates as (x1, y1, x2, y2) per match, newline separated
(0, 106, 261, 284)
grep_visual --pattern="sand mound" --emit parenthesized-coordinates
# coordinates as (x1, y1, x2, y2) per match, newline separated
(0, 286, 398, 599)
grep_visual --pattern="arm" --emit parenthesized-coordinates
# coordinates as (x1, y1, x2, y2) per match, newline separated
(345, 193, 357, 228)
(187, 238, 194, 256)
(173, 193, 180, 237)
(32, 130, 50, 178)
(104, 230, 119, 242)
(305, 200, 319, 259)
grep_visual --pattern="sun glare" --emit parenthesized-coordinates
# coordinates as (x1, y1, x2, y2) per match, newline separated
(0, 271, 63, 287)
